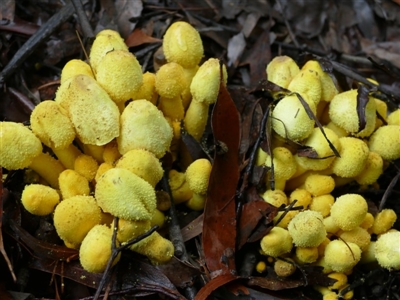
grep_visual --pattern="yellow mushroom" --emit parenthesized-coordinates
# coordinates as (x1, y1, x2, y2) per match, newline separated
(21, 184, 60, 216)
(309, 194, 334, 217)
(370, 209, 397, 235)
(266, 55, 300, 90)
(264, 147, 297, 181)
(338, 227, 371, 251)
(387, 109, 400, 126)
(355, 151, 383, 185)
(374, 231, 400, 270)
(295, 246, 319, 264)
(58, 169, 90, 199)
(368, 125, 400, 161)
(274, 258, 296, 277)
(260, 189, 288, 207)
(168, 169, 193, 204)
(74, 154, 99, 182)
(60, 59, 94, 84)
(130, 71, 158, 105)
(260, 227, 293, 257)
(185, 158, 212, 210)
(330, 194, 368, 231)
(324, 240, 361, 273)
(116, 218, 151, 243)
(303, 174, 335, 197)
(288, 68, 322, 106)
(288, 210, 326, 247)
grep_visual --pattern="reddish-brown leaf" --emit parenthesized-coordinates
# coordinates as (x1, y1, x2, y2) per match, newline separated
(195, 273, 239, 300)
(202, 79, 240, 275)
(125, 28, 161, 48)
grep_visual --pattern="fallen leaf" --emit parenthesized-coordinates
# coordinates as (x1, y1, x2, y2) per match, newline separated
(125, 28, 162, 47)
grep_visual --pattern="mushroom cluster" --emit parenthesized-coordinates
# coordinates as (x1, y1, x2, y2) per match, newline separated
(258, 56, 400, 298)
(0, 22, 217, 273)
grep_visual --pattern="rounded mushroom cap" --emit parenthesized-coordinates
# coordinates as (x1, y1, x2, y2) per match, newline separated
(0, 121, 43, 170)
(168, 169, 193, 204)
(387, 109, 400, 126)
(55, 74, 120, 146)
(288, 210, 326, 247)
(130, 71, 158, 104)
(155, 62, 186, 98)
(330, 194, 368, 231)
(116, 218, 151, 243)
(338, 227, 371, 251)
(190, 58, 226, 105)
(74, 154, 99, 181)
(295, 127, 341, 171)
(89, 29, 128, 72)
(95, 168, 156, 221)
(117, 100, 173, 158)
(30, 100, 76, 149)
(79, 224, 121, 273)
(369, 125, 400, 161)
(295, 246, 319, 264)
(58, 169, 90, 199)
(96, 50, 143, 104)
(116, 149, 163, 187)
(288, 68, 322, 106)
(331, 137, 369, 178)
(374, 231, 400, 270)
(60, 59, 94, 84)
(185, 158, 212, 194)
(261, 189, 288, 207)
(53, 195, 102, 246)
(21, 184, 60, 216)
(163, 21, 203, 69)
(266, 55, 300, 89)
(272, 94, 316, 142)
(324, 240, 361, 273)
(329, 89, 376, 137)
(304, 174, 335, 197)
(260, 227, 293, 257)
(371, 209, 397, 235)
(264, 147, 297, 181)
(274, 258, 296, 277)
(309, 194, 335, 217)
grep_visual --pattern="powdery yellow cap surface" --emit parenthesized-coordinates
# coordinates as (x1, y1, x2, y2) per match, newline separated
(0, 122, 43, 170)
(260, 227, 293, 257)
(266, 55, 300, 89)
(369, 125, 400, 161)
(21, 184, 60, 216)
(60, 59, 94, 84)
(95, 168, 156, 221)
(324, 240, 361, 273)
(288, 210, 326, 247)
(330, 193, 368, 231)
(185, 158, 212, 194)
(374, 231, 400, 270)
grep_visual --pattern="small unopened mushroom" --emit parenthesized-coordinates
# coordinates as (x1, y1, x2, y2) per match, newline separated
(95, 168, 156, 221)
(303, 174, 335, 197)
(260, 227, 293, 257)
(368, 125, 400, 161)
(295, 246, 319, 264)
(374, 231, 400, 270)
(116, 218, 151, 243)
(21, 184, 60, 216)
(387, 109, 400, 126)
(58, 169, 90, 199)
(0, 121, 65, 188)
(266, 55, 300, 90)
(274, 258, 296, 277)
(324, 240, 362, 273)
(288, 210, 326, 247)
(330, 194, 368, 231)
(117, 100, 173, 158)
(271, 94, 316, 142)
(288, 68, 322, 106)
(338, 227, 371, 251)
(185, 158, 212, 210)
(53, 195, 102, 247)
(168, 169, 193, 204)
(60, 59, 94, 83)
(355, 151, 383, 185)
(264, 147, 297, 182)
(79, 224, 121, 273)
(370, 209, 397, 235)
(130, 71, 158, 105)
(74, 154, 99, 182)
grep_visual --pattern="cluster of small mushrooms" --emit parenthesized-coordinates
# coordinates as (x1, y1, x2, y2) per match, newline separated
(0, 21, 221, 273)
(256, 56, 400, 299)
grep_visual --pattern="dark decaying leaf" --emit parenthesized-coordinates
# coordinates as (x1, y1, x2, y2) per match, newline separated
(356, 85, 370, 131)
(195, 273, 239, 300)
(201, 75, 240, 275)
(297, 146, 319, 158)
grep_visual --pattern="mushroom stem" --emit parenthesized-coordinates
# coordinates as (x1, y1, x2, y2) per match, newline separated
(52, 144, 82, 170)
(184, 101, 209, 141)
(28, 152, 65, 189)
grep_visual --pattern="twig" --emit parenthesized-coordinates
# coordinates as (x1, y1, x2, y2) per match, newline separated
(71, 0, 94, 39)
(379, 167, 400, 212)
(0, 2, 75, 85)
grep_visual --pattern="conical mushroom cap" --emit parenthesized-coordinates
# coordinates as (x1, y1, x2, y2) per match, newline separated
(95, 168, 156, 221)
(0, 121, 42, 170)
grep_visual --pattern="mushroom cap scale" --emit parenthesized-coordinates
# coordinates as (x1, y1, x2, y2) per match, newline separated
(0, 121, 43, 170)
(95, 168, 156, 221)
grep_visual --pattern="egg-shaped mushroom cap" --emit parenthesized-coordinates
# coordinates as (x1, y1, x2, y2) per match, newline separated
(266, 55, 300, 89)
(288, 210, 326, 247)
(185, 158, 212, 195)
(374, 231, 400, 270)
(21, 184, 60, 216)
(330, 193, 368, 231)
(30, 100, 76, 149)
(60, 59, 94, 84)
(79, 224, 121, 273)
(95, 168, 156, 221)
(0, 121, 43, 170)
(272, 94, 316, 142)
(96, 50, 143, 104)
(53, 195, 102, 246)
(155, 62, 186, 99)
(55, 74, 120, 146)
(288, 68, 322, 106)
(163, 21, 203, 69)
(324, 240, 361, 273)
(369, 125, 400, 161)
(260, 227, 293, 257)
(117, 100, 173, 158)
(89, 29, 128, 72)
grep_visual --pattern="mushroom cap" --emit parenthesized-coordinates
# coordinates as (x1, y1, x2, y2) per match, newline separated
(155, 62, 186, 98)
(387, 109, 400, 126)
(168, 169, 193, 204)
(60, 59, 94, 84)
(130, 71, 158, 104)
(261, 189, 288, 207)
(0, 121, 43, 170)
(95, 168, 156, 221)
(331, 137, 369, 178)
(272, 94, 316, 142)
(260, 227, 293, 257)
(324, 240, 361, 273)
(374, 231, 400, 270)
(338, 227, 371, 251)
(274, 258, 297, 277)
(53, 195, 102, 245)
(288, 68, 322, 106)
(89, 30, 128, 72)
(116, 149, 163, 187)
(295, 246, 319, 264)
(288, 210, 326, 247)
(96, 50, 143, 104)
(74, 154, 99, 181)
(190, 58, 226, 105)
(264, 147, 297, 181)
(79, 224, 121, 273)
(371, 209, 397, 235)
(185, 158, 212, 194)
(330, 193, 368, 231)
(266, 55, 300, 89)
(30, 100, 76, 149)
(117, 100, 173, 158)
(368, 125, 400, 161)
(58, 169, 90, 199)
(329, 89, 376, 137)
(116, 218, 151, 243)
(304, 174, 335, 197)
(21, 184, 60, 216)
(355, 151, 383, 185)
(295, 127, 341, 171)
(309, 194, 335, 217)
(55, 74, 120, 146)
(163, 21, 203, 69)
